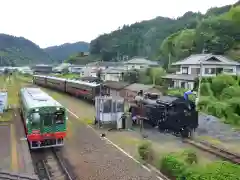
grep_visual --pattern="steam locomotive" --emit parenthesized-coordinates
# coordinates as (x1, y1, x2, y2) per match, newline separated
(129, 92, 198, 138)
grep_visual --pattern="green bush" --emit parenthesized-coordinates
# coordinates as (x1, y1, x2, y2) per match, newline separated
(200, 161, 240, 180)
(160, 154, 189, 178)
(211, 75, 236, 97)
(137, 141, 154, 162)
(160, 153, 240, 180)
(183, 149, 198, 164)
(206, 101, 228, 118)
(200, 82, 213, 96)
(221, 86, 240, 100)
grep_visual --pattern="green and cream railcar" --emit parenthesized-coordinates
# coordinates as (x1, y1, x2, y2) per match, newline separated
(19, 87, 67, 149)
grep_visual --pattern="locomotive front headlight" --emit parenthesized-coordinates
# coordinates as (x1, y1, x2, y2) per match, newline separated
(35, 109, 39, 112)
(56, 107, 60, 111)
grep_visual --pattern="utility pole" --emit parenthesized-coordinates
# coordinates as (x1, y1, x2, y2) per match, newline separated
(168, 53, 171, 70)
(196, 48, 205, 106)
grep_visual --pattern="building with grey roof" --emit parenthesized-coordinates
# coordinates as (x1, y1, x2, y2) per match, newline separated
(162, 54, 240, 89)
(124, 83, 161, 102)
(124, 57, 159, 70)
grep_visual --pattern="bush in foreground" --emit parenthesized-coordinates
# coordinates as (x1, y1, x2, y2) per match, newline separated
(159, 152, 240, 180)
(137, 141, 154, 163)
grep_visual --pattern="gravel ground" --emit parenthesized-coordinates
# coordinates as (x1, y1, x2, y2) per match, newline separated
(0, 125, 11, 170)
(64, 114, 160, 180)
(196, 113, 240, 142)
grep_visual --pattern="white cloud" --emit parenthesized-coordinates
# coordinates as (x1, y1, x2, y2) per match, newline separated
(0, 0, 237, 48)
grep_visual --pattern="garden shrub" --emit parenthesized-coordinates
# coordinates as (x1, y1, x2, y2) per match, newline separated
(160, 153, 240, 180)
(226, 98, 240, 116)
(183, 149, 198, 164)
(200, 161, 240, 180)
(225, 113, 240, 125)
(206, 101, 228, 118)
(220, 86, 240, 100)
(160, 154, 189, 178)
(137, 141, 154, 162)
(211, 75, 236, 97)
(197, 96, 215, 112)
(200, 82, 213, 96)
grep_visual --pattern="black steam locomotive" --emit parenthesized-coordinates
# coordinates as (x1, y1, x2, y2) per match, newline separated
(129, 93, 198, 138)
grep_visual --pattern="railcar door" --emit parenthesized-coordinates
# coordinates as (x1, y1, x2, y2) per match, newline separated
(54, 109, 66, 132)
(41, 112, 54, 134)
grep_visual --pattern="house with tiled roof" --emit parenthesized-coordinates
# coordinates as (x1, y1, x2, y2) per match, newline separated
(124, 57, 159, 70)
(162, 54, 240, 89)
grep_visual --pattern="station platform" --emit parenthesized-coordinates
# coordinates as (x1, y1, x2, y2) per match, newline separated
(12, 109, 36, 177)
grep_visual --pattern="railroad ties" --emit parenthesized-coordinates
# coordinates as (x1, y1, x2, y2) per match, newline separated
(183, 139, 240, 165)
(33, 149, 74, 180)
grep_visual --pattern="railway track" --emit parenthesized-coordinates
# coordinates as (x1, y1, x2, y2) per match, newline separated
(183, 139, 240, 164)
(33, 148, 74, 180)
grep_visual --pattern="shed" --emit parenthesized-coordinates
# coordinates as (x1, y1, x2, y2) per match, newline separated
(103, 81, 130, 97)
(124, 83, 161, 102)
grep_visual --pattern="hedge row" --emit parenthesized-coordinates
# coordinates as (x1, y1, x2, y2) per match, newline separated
(138, 141, 240, 180)
(160, 154, 240, 180)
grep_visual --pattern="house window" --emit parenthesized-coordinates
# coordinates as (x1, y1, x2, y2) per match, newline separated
(224, 68, 233, 73)
(182, 67, 188, 74)
(191, 68, 200, 75)
(204, 68, 216, 74)
(140, 66, 144, 68)
(181, 82, 186, 88)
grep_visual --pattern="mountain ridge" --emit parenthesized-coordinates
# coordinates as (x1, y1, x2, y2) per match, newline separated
(44, 41, 90, 63)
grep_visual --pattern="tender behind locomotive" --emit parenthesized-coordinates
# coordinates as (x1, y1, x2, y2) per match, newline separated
(19, 87, 67, 149)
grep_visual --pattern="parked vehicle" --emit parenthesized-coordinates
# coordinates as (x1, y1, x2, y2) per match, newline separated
(19, 87, 67, 149)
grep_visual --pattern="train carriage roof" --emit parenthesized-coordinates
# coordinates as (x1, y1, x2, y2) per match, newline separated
(66, 79, 101, 87)
(20, 87, 63, 109)
(46, 76, 66, 81)
(33, 74, 47, 78)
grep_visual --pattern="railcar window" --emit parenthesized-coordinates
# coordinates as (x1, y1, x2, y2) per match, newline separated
(54, 111, 65, 124)
(32, 112, 40, 126)
(41, 113, 53, 126)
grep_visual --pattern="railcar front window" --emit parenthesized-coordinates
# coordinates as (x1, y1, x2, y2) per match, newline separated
(54, 111, 65, 124)
(41, 113, 53, 126)
(32, 112, 40, 127)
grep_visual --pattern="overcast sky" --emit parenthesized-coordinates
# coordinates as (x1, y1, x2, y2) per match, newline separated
(0, 0, 237, 48)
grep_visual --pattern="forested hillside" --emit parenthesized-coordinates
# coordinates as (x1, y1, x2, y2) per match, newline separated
(0, 34, 52, 66)
(89, 1, 240, 66)
(44, 42, 89, 63)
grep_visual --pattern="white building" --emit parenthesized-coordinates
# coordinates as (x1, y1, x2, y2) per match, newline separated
(124, 57, 159, 70)
(163, 54, 240, 89)
(101, 67, 126, 82)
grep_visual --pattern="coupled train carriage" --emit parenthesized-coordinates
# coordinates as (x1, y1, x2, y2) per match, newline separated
(32, 75, 101, 102)
(129, 93, 199, 138)
(19, 87, 67, 149)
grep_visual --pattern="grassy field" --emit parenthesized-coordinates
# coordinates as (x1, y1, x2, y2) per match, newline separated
(0, 74, 29, 121)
